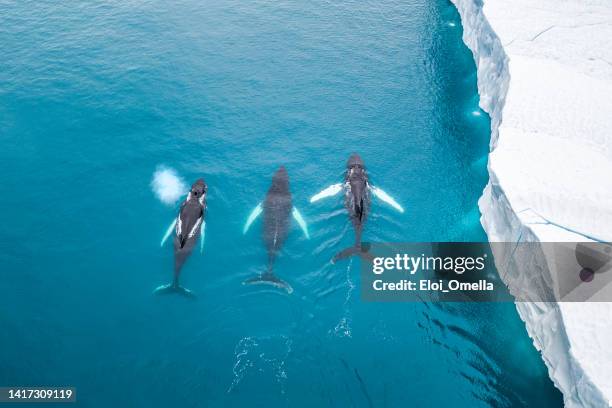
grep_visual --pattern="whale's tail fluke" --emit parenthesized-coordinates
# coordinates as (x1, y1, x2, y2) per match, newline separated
(333, 243, 374, 263)
(153, 282, 196, 298)
(243, 272, 293, 294)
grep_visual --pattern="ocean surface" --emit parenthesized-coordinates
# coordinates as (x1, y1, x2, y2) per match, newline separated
(0, 0, 563, 406)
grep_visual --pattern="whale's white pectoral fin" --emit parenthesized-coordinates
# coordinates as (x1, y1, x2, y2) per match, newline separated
(243, 203, 263, 234)
(161, 218, 177, 247)
(292, 207, 310, 239)
(200, 220, 206, 254)
(370, 186, 404, 213)
(310, 184, 342, 203)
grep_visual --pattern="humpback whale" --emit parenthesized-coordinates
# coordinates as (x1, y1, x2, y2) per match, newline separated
(156, 179, 207, 297)
(242, 166, 309, 294)
(310, 154, 404, 262)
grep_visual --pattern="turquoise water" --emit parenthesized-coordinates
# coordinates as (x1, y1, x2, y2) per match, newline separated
(0, 0, 562, 406)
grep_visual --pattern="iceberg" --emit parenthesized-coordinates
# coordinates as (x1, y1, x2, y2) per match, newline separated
(451, 0, 612, 406)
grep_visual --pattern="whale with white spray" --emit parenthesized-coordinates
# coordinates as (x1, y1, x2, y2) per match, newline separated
(153, 168, 207, 297)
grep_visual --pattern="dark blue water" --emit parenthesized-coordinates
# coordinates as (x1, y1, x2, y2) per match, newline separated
(0, 0, 562, 406)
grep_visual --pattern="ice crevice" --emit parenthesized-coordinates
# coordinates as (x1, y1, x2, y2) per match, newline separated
(450, 0, 612, 406)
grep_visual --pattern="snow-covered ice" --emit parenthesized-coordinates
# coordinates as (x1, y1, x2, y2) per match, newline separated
(451, 0, 612, 406)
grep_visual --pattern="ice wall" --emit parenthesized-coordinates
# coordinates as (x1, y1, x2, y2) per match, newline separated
(450, 0, 612, 406)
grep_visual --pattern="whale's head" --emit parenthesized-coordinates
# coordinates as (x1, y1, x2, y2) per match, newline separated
(346, 153, 366, 178)
(270, 166, 290, 194)
(190, 178, 207, 199)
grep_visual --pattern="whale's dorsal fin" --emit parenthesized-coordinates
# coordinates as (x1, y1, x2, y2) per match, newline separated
(370, 185, 404, 213)
(310, 183, 343, 203)
(160, 218, 177, 247)
(243, 202, 263, 234)
(292, 207, 310, 239)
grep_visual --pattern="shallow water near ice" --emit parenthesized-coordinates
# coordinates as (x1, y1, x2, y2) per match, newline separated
(0, 0, 562, 406)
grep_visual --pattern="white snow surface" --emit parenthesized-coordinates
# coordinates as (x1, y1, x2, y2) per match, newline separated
(451, 0, 612, 406)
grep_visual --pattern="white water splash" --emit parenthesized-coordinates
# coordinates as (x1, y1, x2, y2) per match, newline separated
(330, 258, 354, 338)
(151, 166, 187, 205)
(227, 335, 292, 394)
